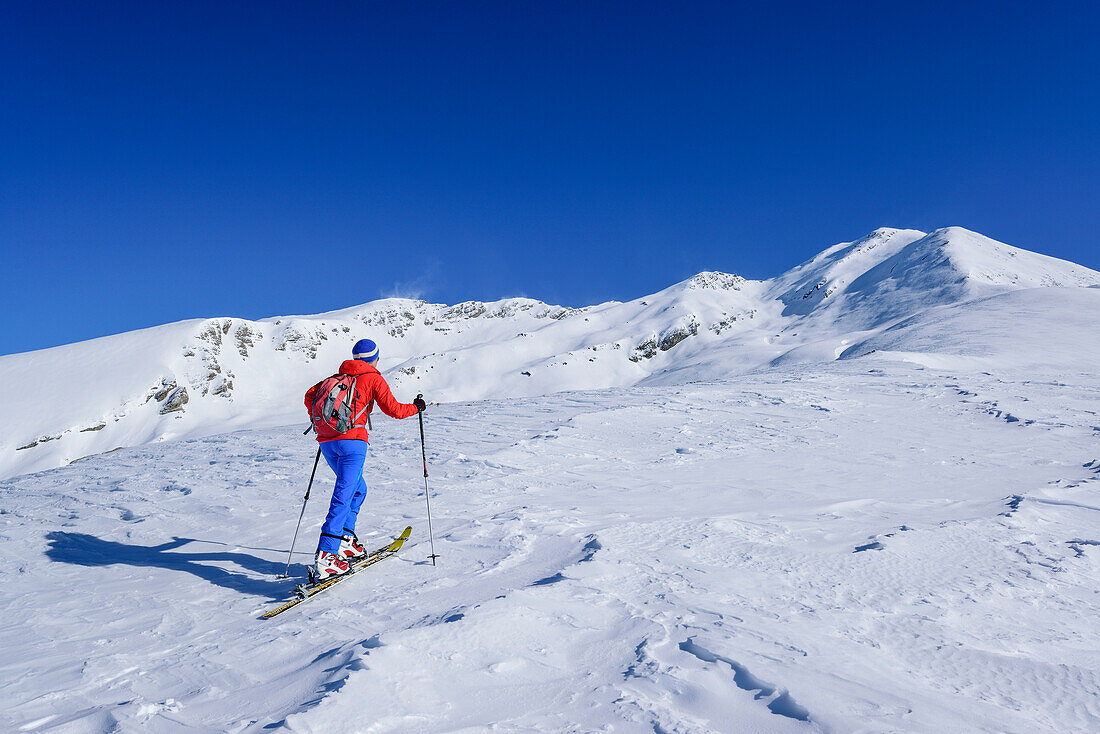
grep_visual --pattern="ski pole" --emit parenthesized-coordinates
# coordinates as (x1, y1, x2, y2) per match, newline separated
(416, 394, 439, 566)
(281, 445, 322, 578)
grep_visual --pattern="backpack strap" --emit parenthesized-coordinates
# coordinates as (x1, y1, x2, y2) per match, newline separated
(348, 377, 372, 429)
(351, 400, 372, 429)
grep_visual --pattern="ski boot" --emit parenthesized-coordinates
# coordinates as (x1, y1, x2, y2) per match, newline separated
(338, 531, 367, 561)
(312, 550, 350, 582)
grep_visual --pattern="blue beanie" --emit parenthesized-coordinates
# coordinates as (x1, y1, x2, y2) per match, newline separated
(352, 338, 380, 363)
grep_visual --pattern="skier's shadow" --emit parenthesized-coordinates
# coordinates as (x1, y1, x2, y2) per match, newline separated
(45, 532, 295, 600)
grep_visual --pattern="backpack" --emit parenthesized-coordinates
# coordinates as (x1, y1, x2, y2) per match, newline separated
(308, 373, 372, 440)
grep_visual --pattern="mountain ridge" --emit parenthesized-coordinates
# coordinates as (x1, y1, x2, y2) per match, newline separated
(2, 225, 1098, 479)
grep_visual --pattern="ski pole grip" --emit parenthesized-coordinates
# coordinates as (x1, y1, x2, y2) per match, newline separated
(416, 395, 429, 478)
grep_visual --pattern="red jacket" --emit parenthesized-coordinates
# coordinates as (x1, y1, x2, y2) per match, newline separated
(304, 360, 418, 443)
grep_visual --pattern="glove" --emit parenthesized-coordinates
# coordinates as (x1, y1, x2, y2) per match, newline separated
(413, 396, 427, 413)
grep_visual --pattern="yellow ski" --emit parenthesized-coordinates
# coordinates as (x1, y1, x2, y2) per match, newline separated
(261, 526, 412, 619)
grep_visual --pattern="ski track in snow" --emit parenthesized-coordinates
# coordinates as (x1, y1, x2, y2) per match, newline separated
(2, 361, 1099, 732)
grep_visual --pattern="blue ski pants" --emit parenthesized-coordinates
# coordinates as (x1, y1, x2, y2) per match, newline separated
(317, 439, 370, 554)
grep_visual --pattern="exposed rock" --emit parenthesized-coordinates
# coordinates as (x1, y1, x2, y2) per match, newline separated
(548, 307, 579, 320)
(160, 387, 189, 414)
(198, 323, 224, 348)
(80, 423, 107, 432)
(442, 302, 487, 320)
(630, 318, 700, 361)
(685, 272, 745, 290)
(492, 302, 536, 318)
(187, 322, 234, 396)
(234, 325, 260, 357)
(710, 309, 757, 335)
(629, 338, 659, 362)
(153, 380, 177, 403)
(658, 320, 698, 351)
(802, 279, 828, 300)
(388, 317, 414, 338)
(274, 326, 321, 359)
(17, 434, 61, 451)
(69, 446, 123, 464)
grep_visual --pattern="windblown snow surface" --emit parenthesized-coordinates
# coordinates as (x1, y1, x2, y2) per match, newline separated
(2, 227, 1100, 732)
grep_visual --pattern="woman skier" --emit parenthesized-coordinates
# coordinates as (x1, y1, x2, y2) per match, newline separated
(304, 339, 426, 578)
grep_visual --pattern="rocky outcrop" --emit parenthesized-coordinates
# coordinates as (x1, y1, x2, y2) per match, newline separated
(160, 386, 189, 414)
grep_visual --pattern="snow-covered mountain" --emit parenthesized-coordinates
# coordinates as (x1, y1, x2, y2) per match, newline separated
(2, 226, 1098, 480)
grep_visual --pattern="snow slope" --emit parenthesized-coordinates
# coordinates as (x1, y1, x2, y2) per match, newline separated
(2, 360, 1098, 732)
(3, 226, 1098, 481)
(839, 287, 1100, 372)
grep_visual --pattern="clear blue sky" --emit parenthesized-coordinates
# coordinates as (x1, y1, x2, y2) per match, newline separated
(2, 1, 1097, 355)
